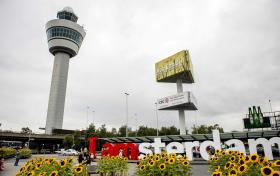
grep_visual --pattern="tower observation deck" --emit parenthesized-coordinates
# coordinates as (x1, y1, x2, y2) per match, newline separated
(45, 7, 86, 134)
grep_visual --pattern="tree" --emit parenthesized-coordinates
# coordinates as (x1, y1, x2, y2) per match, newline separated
(73, 131, 82, 150)
(137, 126, 157, 136)
(191, 124, 224, 134)
(63, 134, 73, 149)
(86, 123, 96, 139)
(118, 125, 127, 137)
(159, 126, 180, 135)
(97, 124, 107, 138)
(21, 127, 32, 134)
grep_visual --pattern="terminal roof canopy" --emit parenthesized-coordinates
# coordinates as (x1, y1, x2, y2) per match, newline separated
(99, 130, 280, 143)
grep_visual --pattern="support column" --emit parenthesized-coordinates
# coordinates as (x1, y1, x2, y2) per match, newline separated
(45, 52, 70, 134)
(177, 79, 186, 135)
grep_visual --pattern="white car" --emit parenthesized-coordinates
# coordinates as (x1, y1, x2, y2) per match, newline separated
(55, 149, 65, 154)
(62, 149, 78, 156)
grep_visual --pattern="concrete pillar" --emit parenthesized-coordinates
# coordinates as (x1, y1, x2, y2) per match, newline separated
(177, 79, 186, 135)
(45, 52, 70, 134)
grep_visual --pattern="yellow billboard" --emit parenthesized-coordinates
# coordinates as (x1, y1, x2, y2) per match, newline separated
(155, 50, 194, 83)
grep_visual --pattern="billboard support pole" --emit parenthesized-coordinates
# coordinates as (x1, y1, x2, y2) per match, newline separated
(177, 79, 186, 135)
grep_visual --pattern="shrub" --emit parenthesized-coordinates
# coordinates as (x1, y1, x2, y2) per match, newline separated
(0, 147, 16, 158)
(19, 148, 32, 159)
(208, 149, 280, 176)
(16, 157, 87, 176)
(96, 155, 128, 175)
(136, 153, 192, 176)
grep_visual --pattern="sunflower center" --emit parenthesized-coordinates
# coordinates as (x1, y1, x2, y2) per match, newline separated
(252, 156, 257, 160)
(264, 168, 272, 175)
(240, 166, 244, 171)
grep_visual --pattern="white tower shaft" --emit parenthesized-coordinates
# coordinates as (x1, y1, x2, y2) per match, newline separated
(45, 52, 70, 134)
(177, 79, 186, 135)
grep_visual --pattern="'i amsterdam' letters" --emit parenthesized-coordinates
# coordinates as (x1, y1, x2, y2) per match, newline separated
(89, 130, 280, 161)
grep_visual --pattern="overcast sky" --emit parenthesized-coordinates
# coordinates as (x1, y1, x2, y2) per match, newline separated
(0, 0, 279, 133)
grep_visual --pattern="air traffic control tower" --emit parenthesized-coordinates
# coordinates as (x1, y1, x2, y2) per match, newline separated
(155, 50, 197, 135)
(45, 7, 86, 134)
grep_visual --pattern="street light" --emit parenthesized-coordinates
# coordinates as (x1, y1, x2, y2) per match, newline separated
(155, 102, 159, 136)
(134, 113, 138, 137)
(124, 92, 129, 137)
(92, 110, 95, 125)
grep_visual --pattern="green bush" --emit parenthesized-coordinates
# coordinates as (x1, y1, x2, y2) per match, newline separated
(0, 147, 16, 158)
(20, 148, 32, 159)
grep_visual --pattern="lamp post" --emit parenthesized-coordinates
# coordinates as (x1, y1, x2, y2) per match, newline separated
(155, 102, 159, 136)
(134, 113, 138, 137)
(269, 99, 273, 113)
(92, 110, 95, 125)
(124, 93, 129, 137)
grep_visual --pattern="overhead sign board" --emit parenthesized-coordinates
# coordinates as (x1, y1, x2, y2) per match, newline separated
(157, 91, 197, 110)
(155, 50, 194, 83)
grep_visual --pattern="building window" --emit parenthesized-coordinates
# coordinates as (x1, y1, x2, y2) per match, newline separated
(47, 27, 83, 45)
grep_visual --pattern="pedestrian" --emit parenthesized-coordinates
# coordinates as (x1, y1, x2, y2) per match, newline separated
(78, 152, 84, 164)
(14, 149, 20, 166)
(84, 152, 91, 165)
(0, 157, 4, 171)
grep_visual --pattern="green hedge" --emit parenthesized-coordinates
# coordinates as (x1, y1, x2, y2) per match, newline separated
(0, 147, 16, 158)
(20, 148, 32, 158)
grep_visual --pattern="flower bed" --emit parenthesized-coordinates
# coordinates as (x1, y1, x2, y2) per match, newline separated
(209, 149, 280, 176)
(96, 156, 128, 176)
(20, 148, 32, 159)
(136, 152, 192, 176)
(0, 147, 16, 158)
(16, 157, 87, 176)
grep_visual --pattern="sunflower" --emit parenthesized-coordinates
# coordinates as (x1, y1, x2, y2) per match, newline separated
(214, 171, 222, 176)
(261, 166, 274, 176)
(170, 153, 176, 158)
(20, 166, 26, 172)
(273, 160, 280, 166)
(59, 159, 67, 167)
(39, 172, 46, 176)
(168, 158, 175, 164)
(245, 156, 250, 163)
(222, 151, 226, 155)
(272, 171, 280, 176)
(239, 159, 245, 165)
(27, 171, 35, 176)
(238, 164, 247, 173)
(165, 158, 169, 162)
(140, 165, 145, 171)
(74, 166, 83, 174)
(159, 163, 166, 170)
(225, 162, 231, 169)
(155, 156, 160, 161)
(149, 160, 155, 166)
(49, 171, 58, 176)
(228, 168, 238, 176)
(250, 154, 259, 163)
(214, 157, 218, 161)
(230, 156, 236, 161)
(182, 160, 189, 166)
(36, 163, 42, 169)
(68, 158, 73, 163)
(136, 161, 140, 165)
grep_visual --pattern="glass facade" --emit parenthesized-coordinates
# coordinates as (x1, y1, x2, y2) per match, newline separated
(57, 11, 78, 22)
(47, 27, 83, 45)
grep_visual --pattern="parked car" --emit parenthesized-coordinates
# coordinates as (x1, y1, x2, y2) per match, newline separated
(54, 149, 65, 154)
(62, 149, 78, 156)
